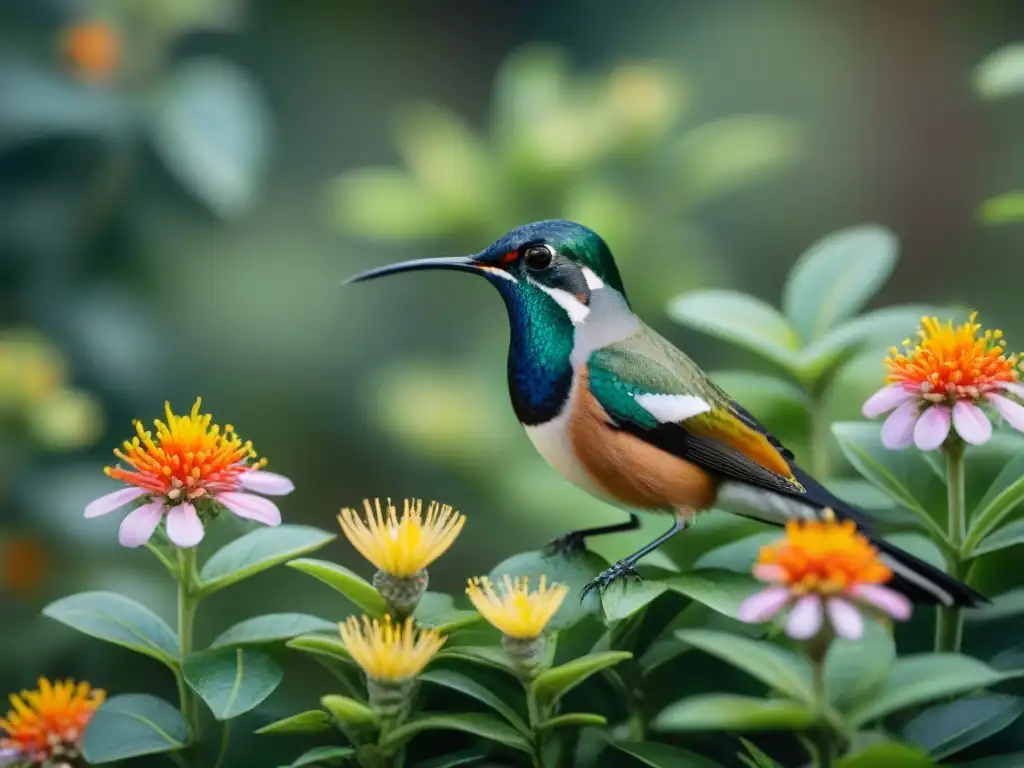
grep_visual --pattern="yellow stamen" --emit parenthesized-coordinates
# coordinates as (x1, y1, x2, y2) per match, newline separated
(338, 615, 445, 682)
(465, 575, 568, 639)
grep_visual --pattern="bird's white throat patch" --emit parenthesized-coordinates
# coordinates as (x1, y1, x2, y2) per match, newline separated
(528, 278, 591, 324)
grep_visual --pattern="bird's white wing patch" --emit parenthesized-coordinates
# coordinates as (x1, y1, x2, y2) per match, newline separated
(634, 393, 711, 423)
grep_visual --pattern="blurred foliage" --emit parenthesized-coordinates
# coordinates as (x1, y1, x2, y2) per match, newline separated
(975, 42, 1024, 227)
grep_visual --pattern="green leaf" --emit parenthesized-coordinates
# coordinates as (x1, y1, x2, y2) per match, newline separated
(901, 694, 1023, 760)
(321, 695, 377, 727)
(435, 645, 519, 677)
(183, 647, 283, 720)
(655, 694, 817, 732)
(738, 738, 786, 768)
(663, 569, 761, 619)
(415, 749, 490, 768)
(661, 510, 768, 570)
(287, 558, 388, 616)
(255, 709, 332, 735)
(199, 525, 335, 596)
(847, 654, 1007, 727)
(379, 713, 531, 754)
(692, 532, 778, 573)
(666, 290, 799, 372)
(831, 422, 949, 544)
(835, 742, 934, 768)
(532, 651, 631, 707)
(966, 452, 1024, 556)
(978, 192, 1024, 226)
(675, 629, 812, 702)
(42, 591, 178, 668)
(287, 634, 351, 663)
(328, 168, 453, 240)
(601, 580, 667, 622)
(538, 712, 607, 731)
(212, 613, 335, 648)
(710, 370, 810, 430)
(975, 44, 1024, 99)
(413, 592, 483, 634)
(825, 618, 895, 711)
(783, 225, 898, 343)
(963, 752, 1024, 767)
(149, 57, 271, 218)
(420, 668, 528, 734)
(608, 740, 721, 768)
(81, 694, 188, 763)
(488, 549, 609, 630)
(280, 746, 355, 767)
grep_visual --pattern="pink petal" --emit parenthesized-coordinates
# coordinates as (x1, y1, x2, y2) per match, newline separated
(952, 401, 992, 445)
(84, 487, 148, 519)
(881, 401, 919, 449)
(239, 470, 295, 496)
(785, 595, 823, 639)
(862, 385, 913, 418)
(118, 501, 165, 548)
(752, 564, 787, 584)
(166, 503, 204, 548)
(914, 405, 951, 451)
(826, 597, 863, 640)
(988, 394, 1024, 433)
(996, 381, 1024, 399)
(737, 587, 791, 623)
(852, 584, 912, 621)
(216, 492, 282, 527)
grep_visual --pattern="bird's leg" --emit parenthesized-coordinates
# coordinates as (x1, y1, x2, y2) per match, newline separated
(579, 515, 690, 601)
(544, 514, 641, 556)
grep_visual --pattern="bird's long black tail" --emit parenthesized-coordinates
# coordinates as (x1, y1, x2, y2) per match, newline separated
(791, 466, 988, 608)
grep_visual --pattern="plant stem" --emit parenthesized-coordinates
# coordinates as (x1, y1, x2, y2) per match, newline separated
(176, 548, 201, 754)
(212, 721, 230, 768)
(810, 659, 833, 768)
(525, 683, 546, 768)
(935, 440, 967, 653)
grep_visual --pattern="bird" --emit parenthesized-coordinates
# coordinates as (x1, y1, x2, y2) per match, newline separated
(343, 219, 986, 608)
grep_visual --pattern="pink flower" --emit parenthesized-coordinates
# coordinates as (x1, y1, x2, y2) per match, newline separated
(84, 399, 294, 549)
(862, 314, 1024, 450)
(737, 518, 911, 641)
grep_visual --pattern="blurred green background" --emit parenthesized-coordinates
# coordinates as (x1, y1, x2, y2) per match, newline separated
(3, 0, 1024, 764)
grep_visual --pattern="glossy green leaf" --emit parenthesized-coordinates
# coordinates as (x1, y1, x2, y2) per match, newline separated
(783, 225, 897, 343)
(149, 57, 271, 218)
(488, 549, 609, 630)
(661, 510, 767, 569)
(434, 645, 518, 677)
(834, 742, 934, 768)
(655, 694, 817, 732)
(601, 580, 667, 622)
(692, 532, 778, 573)
(199, 525, 335, 596)
(901, 694, 1023, 760)
(420, 668, 528, 734)
(414, 749, 490, 768)
(538, 712, 606, 731)
(287, 558, 388, 616)
(286, 634, 351, 663)
(413, 592, 482, 634)
(281, 746, 355, 767)
(848, 654, 1007, 727)
(831, 422, 949, 543)
(965, 452, 1024, 555)
(379, 713, 531, 754)
(532, 651, 631, 706)
(970, 519, 1024, 558)
(42, 592, 178, 668)
(212, 613, 335, 648)
(321, 695, 376, 727)
(81, 694, 188, 763)
(825, 618, 895, 711)
(676, 629, 812, 702)
(607, 740, 720, 768)
(667, 290, 798, 371)
(978, 192, 1024, 226)
(255, 709, 332, 735)
(183, 647, 283, 720)
(966, 587, 1024, 624)
(975, 44, 1024, 99)
(664, 569, 761, 619)
(738, 738, 786, 768)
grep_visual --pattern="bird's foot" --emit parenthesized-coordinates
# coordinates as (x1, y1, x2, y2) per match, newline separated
(544, 531, 588, 557)
(579, 559, 643, 602)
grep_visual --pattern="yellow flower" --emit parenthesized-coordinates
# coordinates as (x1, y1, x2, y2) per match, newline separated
(339, 615, 445, 682)
(466, 575, 568, 639)
(0, 677, 104, 764)
(338, 498, 464, 578)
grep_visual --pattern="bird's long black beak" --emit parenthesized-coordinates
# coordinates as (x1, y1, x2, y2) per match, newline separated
(342, 255, 481, 285)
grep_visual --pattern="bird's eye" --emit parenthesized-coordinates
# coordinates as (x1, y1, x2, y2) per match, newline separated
(523, 244, 554, 271)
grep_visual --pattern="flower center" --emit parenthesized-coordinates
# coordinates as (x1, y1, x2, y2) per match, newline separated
(885, 313, 1021, 401)
(104, 398, 265, 499)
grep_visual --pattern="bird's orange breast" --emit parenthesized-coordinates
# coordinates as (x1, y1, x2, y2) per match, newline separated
(568, 369, 718, 513)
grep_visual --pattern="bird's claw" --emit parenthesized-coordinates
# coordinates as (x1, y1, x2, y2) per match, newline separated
(544, 531, 587, 557)
(579, 560, 643, 602)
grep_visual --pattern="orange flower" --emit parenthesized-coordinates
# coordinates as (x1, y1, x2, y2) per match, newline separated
(60, 22, 121, 83)
(738, 515, 910, 641)
(0, 678, 104, 765)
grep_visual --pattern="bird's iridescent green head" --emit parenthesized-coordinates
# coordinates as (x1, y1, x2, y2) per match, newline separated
(343, 220, 630, 322)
